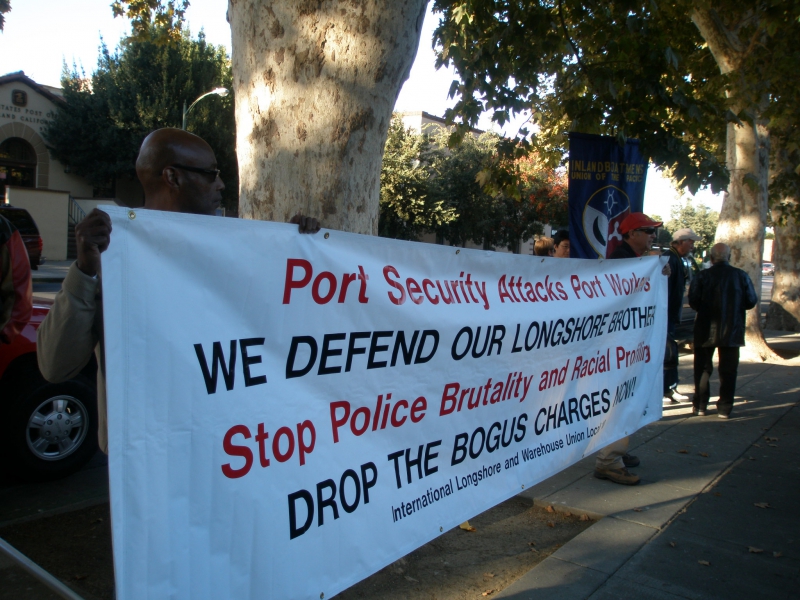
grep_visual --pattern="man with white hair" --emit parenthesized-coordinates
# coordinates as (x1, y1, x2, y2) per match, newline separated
(688, 243, 758, 418)
(662, 228, 701, 403)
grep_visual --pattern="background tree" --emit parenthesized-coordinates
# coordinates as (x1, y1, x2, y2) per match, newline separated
(432, 0, 729, 193)
(112, 0, 429, 235)
(44, 25, 237, 210)
(761, 19, 800, 332)
(689, 1, 800, 351)
(690, 4, 769, 355)
(110, 0, 188, 42)
(427, 130, 503, 248)
(379, 117, 457, 240)
(433, 0, 800, 354)
(664, 199, 719, 259)
(518, 156, 569, 229)
(0, 0, 10, 31)
(380, 119, 567, 250)
(485, 155, 568, 252)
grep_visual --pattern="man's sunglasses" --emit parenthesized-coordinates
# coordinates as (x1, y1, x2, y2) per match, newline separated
(170, 164, 220, 181)
(635, 227, 657, 235)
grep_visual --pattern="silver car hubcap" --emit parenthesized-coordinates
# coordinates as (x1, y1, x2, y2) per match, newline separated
(26, 395, 89, 461)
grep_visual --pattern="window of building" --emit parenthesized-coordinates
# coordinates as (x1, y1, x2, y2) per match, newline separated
(0, 137, 37, 188)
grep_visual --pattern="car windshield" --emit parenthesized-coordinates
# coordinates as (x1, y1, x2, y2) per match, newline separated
(0, 208, 38, 235)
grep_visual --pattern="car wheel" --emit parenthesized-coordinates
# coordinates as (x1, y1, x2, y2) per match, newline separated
(4, 371, 98, 482)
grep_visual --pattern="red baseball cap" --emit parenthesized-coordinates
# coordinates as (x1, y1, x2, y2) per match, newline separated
(619, 212, 663, 234)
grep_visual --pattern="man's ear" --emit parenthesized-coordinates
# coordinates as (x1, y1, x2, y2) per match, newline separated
(162, 167, 180, 191)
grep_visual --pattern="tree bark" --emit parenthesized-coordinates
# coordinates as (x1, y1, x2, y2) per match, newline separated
(228, 0, 428, 234)
(765, 202, 800, 331)
(716, 114, 776, 358)
(691, 8, 778, 360)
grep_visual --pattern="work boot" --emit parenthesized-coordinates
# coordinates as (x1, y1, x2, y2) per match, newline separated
(622, 454, 640, 468)
(594, 467, 640, 485)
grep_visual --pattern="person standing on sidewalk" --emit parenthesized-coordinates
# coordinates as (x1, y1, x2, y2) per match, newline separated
(552, 213, 667, 484)
(592, 213, 663, 484)
(38, 128, 319, 455)
(688, 243, 758, 418)
(662, 228, 701, 404)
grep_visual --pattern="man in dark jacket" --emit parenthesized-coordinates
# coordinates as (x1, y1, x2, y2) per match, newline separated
(688, 243, 758, 418)
(662, 228, 701, 403)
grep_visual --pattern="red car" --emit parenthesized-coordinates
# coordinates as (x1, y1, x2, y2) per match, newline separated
(0, 205, 44, 269)
(0, 297, 98, 481)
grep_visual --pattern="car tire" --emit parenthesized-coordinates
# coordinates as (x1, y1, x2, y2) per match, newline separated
(3, 370, 98, 482)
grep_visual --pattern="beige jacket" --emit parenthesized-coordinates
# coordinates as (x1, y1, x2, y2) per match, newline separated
(37, 262, 108, 453)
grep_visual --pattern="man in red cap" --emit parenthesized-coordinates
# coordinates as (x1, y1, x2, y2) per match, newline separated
(594, 212, 666, 485)
(609, 212, 663, 259)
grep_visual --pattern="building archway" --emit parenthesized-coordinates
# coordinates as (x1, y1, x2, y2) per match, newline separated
(0, 123, 50, 189)
(0, 137, 37, 187)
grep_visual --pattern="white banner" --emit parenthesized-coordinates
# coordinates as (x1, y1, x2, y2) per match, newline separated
(101, 206, 666, 600)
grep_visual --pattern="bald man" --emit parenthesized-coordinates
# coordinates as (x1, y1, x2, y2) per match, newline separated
(688, 243, 757, 418)
(38, 128, 319, 454)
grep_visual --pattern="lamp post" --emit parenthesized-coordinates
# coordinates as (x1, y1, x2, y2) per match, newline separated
(182, 87, 229, 130)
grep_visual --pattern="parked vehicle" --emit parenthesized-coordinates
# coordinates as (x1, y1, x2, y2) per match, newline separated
(762, 262, 775, 276)
(0, 204, 44, 269)
(0, 297, 98, 481)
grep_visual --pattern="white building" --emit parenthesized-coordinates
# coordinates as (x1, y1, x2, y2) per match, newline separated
(0, 71, 138, 261)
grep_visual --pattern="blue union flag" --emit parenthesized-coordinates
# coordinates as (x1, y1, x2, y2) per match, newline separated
(567, 133, 648, 258)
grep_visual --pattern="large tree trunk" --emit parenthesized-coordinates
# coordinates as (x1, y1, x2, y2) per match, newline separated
(716, 114, 776, 358)
(765, 201, 800, 331)
(691, 8, 777, 360)
(228, 0, 428, 234)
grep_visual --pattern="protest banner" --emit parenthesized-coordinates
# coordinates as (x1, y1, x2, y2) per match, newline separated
(100, 206, 666, 599)
(568, 132, 649, 259)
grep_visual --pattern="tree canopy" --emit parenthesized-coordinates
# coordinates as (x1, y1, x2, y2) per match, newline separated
(433, 0, 800, 340)
(379, 117, 457, 240)
(380, 116, 567, 251)
(44, 25, 237, 209)
(0, 0, 10, 31)
(110, 0, 188, 43)
(432, 0, 729, 195)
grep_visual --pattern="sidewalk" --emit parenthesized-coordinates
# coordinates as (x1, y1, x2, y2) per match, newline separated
(501, 331, 800, 599)
(31, 260, 72, 284)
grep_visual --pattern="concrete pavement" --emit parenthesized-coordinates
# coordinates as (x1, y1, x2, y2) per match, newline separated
(31, 260, 72, 284)
(502, 331, 800, 599)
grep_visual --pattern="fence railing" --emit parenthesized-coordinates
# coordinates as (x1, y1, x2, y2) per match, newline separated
(0, 536, 86, 600)
(68, 196, 86, 225)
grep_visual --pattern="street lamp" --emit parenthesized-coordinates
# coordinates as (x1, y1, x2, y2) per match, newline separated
(182, 87, 229, 130)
